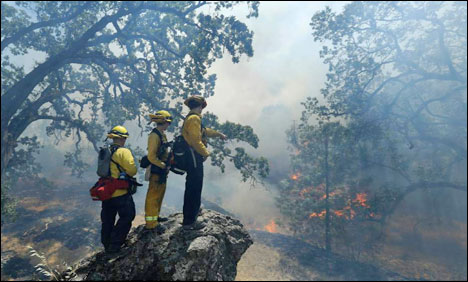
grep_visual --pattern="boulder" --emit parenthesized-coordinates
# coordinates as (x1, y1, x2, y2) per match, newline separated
(67, 209, 253, 281)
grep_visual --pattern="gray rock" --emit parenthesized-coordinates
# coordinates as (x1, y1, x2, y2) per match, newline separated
(65, 209, 253, 281)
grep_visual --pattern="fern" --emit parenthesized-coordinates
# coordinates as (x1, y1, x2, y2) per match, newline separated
(28, 246, 76, 281)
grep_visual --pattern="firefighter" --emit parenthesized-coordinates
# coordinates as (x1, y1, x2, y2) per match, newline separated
(101, 126, 137, 253)
(144, 110, 172, 230)
(182, 96, 226, 230)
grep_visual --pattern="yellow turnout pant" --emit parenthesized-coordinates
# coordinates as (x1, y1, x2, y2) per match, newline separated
(145, 174, 167, 229)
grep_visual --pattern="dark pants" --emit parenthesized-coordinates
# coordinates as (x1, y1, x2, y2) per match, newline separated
(183, 149, 204, 225)
(101, 193, 135, 250)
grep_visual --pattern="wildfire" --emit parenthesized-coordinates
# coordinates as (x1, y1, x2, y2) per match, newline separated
(333, 210, 345, 217)
(353, 193, 370, 208)
(299, 184, 328, 199)
(264, 219, 278, 233)
(290, 172, 301, 181)
(308, 192, 374, 220)
(309, 210, 326, 219)
(319, 191, 340, 200)
(299, 186, 314, 198)
(333, 206, 356, 220)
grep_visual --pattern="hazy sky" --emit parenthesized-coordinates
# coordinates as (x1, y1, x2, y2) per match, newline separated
(205, 1, 347, 174)
(196, 2, 348, 225)
(12, 1, 349, 227)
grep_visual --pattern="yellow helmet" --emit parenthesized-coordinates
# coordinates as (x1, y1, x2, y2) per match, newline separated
(184, 96, 207, 109)
(149, 110, 172, 124)
(107, 125, 129, 139)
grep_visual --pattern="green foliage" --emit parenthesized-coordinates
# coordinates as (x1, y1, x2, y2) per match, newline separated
(305, 1, 467, 208)
(1, 180, 18, 225)
(279, 1, 466, 257)
(279, 120, 385, 253)
(203, 112, 269, 183)
(5, 136, 43, 178)
(1, 1, 268, 213)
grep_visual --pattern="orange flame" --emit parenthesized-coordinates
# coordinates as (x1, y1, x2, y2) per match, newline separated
(333, 206, 356, 219)
(308, 192, 372, 220)
(333, 210, 345, 217)
(290, 172, 301, 181)
(353, 193, 370, 208)
(299, 186, 314, 198)
(309, 210, 326, 219)
(319, 191, 340, 200)
(264, 220, 278, 233)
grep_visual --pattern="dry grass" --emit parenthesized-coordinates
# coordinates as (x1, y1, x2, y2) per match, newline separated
(1, 235, 30, 254)
(20, 197, 62, 213)
(362, 214, 468, 281)
(132, 214, 146, 227)
(3, 181, 466, 281)
(236, 242, 325, 281)
(236, 243, 294, 281)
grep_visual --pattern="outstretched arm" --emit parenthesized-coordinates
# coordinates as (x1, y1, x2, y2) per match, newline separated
(205, 128, 226, 140)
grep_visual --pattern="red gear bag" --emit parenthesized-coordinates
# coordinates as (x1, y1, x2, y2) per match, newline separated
(90, 177, 129, 201)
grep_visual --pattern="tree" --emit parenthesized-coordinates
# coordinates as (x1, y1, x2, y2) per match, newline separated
(278, 1, 466, 258)
(306, 1, 467, 220)
(1, 2, 268, 217)
(278, 120, 383, 255)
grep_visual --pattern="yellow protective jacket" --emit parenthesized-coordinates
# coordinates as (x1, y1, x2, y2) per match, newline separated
(147, 128, 169, 169)
(182, 111, 223, 158)
(110, 146, 137, 198)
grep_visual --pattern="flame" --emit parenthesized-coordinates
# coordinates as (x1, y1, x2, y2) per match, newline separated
(333, 210, 345, 217)
(264, 220, 278, 233)
(290, 172, 301, 181)
(308, 192, 372, 220)
(334, 206, 356, 220)
(353, 193, 370, 208)
(299, 186, 314, 198)
(319, 191, 340, 200)
(309, 210, 326, 219)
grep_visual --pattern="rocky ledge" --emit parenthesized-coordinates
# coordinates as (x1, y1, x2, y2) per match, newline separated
(64, 209, 252, 281)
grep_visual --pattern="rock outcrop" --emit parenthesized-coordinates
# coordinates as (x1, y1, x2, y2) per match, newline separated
(66, 209, 252, 281)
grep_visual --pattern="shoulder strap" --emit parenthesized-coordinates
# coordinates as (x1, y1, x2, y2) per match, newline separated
(151, 128, 164, 142)
(151, 128, 167, 158)
(110, 145, 123, 173)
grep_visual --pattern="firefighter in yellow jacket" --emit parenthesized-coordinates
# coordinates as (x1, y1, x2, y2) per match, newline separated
(102, 126, 137, 253)
(182, 96, 226, 229)
(145, 110, 172, 230)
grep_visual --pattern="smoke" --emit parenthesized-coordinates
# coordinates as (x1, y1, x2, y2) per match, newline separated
(3, 2, 466, 281)
(195, 2, 348, 226)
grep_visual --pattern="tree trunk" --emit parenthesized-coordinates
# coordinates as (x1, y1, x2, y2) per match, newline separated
(324, 136, 331, 253)
(1, 128, 16, 180)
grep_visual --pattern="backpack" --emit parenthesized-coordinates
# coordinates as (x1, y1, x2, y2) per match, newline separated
(93, 145, 140, 201)
(169, 135, 190, 175)
(97, 145, 122, 177)
(170, 113, 204, 175)
(140, 128, 173, 175)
